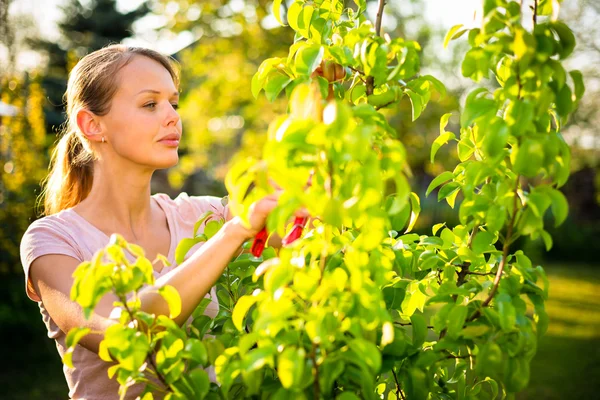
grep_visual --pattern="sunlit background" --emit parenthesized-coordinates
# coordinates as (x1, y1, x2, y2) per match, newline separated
(0, 0, 598, 398)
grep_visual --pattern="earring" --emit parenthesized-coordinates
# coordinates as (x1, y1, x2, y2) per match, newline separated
(101, 136, 106, 143)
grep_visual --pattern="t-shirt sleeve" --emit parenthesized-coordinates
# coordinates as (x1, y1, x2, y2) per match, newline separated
(178, 192, 229, 223)
(20, 218, 83, 302)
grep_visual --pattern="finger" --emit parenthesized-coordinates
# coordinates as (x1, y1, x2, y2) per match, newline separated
(294, 207, 310, 218)
(268, 178, 282, 191)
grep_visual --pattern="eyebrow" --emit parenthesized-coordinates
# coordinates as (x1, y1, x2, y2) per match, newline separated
(136, 89, 179, 96)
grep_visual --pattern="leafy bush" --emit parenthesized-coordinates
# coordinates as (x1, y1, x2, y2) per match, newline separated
(66, 0, 583, 399)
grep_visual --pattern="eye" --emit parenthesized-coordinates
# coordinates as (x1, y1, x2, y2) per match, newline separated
(171, 103, 179, 110)
(143, 102, 157, 110)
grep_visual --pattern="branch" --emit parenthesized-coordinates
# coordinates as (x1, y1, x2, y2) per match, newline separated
(468, 177, 520, 321)
(312, 342, 320, 400)
(465, 271, 495, 276)
(375, 0, 387, 37)
(348, 66, 365, 75)
(394, 321, 435, 329)
(367, 0, 387, 96)
(533, 0, 538, 26)
(392, 368, 406, 400)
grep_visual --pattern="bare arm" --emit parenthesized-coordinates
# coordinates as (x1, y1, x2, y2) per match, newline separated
(30, 197, 278, 354)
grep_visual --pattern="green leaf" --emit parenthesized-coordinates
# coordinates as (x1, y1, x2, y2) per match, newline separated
(232, 294, 259, 331)
(460, 324, 491, 339)
(422, 75, 446, 98)
(461, 89, 496, 128)
(183, 338, 208, 366)
(188, 369, 210, 398)
(175, 236, 207, 265)
(159, 285, 182, 319)
(431, 132, 456, 164)
(426, 171, 454, 197)
(446, 305, 468, 339)
(348, 339, 381, 374)
(294, 45, 324, 76)
(66, 327, 91, 348)
(401, 281, 427, 317)
(265, 73, 293, 102)
(482, 117, 509, 160)
(540, 229, 553, 251)
(569, 70, 585, 103)
(550, 21, 576, 59)
(406, 89, 423, 121)
(512, 139, 544, 178)
(548, 188, 568, 227)
(273, 0, 285, 26)
(410, 314, 427, 347)
(193, 210, 215, 237)
(438, 182, 461, 202)
(497, 293, 516, 331)
(461, 48, 490, 81)
(472, 231, 495, 254)
(287, 1, 303, 32)
(486, 205, 506, 233)
(444, 24, 466, 48)
(406, 192, 421, 233)
(476, 341, 503, 378)
(278, 346, 306, 389)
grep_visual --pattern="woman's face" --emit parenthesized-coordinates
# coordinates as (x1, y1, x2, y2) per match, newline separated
(99, 55, 182, 169)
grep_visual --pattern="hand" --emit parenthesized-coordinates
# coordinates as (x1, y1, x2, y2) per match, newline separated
(229, 192, 282, 241)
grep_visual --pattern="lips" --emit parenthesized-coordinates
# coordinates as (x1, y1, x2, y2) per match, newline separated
(159, 133, 181, 141)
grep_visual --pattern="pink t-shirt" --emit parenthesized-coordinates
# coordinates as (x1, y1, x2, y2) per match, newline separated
(19, 192, 227, 399)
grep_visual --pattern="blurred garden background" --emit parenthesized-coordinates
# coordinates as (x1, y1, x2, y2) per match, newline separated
(0, 0, 598, 398)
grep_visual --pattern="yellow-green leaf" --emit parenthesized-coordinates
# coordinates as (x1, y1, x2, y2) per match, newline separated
(159, 285, 182, 319)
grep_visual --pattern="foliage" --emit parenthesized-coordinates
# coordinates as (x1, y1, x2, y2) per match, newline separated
(30, 0, 149, 131)
(0, 73, 48, 273)
(65, 0, 583, 399)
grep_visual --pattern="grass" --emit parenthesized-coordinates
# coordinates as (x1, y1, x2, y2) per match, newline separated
(517, 264, 600, 400)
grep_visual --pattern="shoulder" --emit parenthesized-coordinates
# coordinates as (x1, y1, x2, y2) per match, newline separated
(20, 212, 82, 256)
(20, 212, 84, 301)
(153, 192, 228, 221)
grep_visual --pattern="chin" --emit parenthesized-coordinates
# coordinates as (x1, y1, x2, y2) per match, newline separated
(152, 154, 179, 170)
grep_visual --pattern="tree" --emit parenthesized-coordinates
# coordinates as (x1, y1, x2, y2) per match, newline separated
(0, 73, 47, 273)
(30, 0, 149, 132)
(65, 0, 583, 398)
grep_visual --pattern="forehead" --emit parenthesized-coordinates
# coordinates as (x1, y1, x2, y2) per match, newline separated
(115, 55, 177, 96)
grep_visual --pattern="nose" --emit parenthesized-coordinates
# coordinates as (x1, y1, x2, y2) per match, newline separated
(163, 103, 180, 127)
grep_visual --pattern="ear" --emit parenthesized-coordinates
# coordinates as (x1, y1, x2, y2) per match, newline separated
(76, 109, 103, 142)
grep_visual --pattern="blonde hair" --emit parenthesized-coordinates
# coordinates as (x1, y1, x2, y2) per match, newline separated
(39, 45, 180, 216)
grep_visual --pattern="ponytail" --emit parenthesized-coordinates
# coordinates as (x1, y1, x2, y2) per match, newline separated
(41, 128, 94, 215)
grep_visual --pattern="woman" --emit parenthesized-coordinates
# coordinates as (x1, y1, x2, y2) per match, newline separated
(19, 45, 287, 399)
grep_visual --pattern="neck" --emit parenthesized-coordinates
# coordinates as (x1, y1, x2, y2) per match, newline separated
(75, 157, 157, 241)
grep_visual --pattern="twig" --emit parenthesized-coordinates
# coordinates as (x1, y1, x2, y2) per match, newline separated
(375, 100, 398, 110)
(375, 0, 387, 37)
(394, 321, 435, 329)
(348, 66, 365, 75)
(533, 0, 538, 26)
(312, 342, 320, 399)
(465, 271, 495, 276)
(392, 368, 405, 400)
(468, 177, 520, 321)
